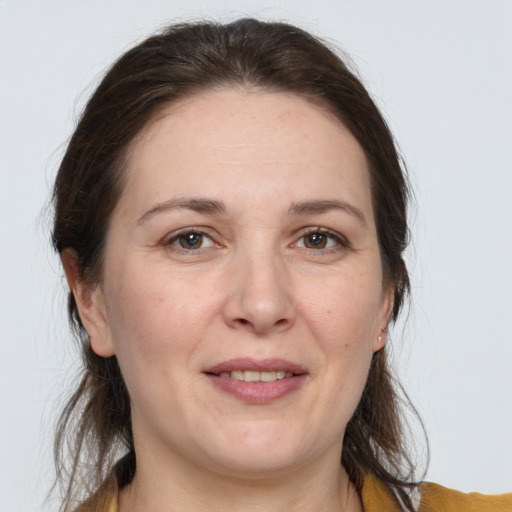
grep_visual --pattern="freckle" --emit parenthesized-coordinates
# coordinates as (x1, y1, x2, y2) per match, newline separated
(344, 343, 349, 349)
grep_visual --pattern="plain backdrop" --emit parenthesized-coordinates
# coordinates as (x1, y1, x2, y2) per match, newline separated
(1, 1, 511, 510)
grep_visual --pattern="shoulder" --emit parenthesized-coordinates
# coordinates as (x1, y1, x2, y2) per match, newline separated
(419, 481, 512, 512)
(362, 473, 512, 512)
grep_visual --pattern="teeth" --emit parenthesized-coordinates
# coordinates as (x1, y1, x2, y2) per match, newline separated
(218, 370, 294, 382)
(260, 371, 277, 382)
(244, 370, 260, 382)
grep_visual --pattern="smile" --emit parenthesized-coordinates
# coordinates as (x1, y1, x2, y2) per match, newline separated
(204, 358, 308, 404)
(217, 370, 294, 382)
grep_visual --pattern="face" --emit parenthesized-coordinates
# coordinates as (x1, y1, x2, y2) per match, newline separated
(76, 89, 392, 478)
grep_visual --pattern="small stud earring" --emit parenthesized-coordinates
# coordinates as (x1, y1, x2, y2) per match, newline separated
(378, 335, 383, 344)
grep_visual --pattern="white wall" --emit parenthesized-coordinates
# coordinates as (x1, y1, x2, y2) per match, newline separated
(1, 1, 510, 510)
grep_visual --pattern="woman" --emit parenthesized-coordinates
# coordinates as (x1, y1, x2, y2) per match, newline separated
(52, 19, 512, 512)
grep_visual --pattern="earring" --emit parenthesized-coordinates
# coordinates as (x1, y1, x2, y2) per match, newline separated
(378, 335, 383, 344)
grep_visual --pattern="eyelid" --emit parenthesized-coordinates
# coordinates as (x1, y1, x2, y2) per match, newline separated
(161, 226, 349, 254)
(163, 227, 218, 251)
(293, 227, 351, 251)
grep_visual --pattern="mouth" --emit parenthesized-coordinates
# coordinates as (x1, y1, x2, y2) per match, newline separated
(204, 357, 307, 379)
(203, 358, 308, 404)
(213, 370, 294, 382)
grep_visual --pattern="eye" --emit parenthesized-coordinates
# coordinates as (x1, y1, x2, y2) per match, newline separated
(295, 228, 348, 251)
(302, 232, 330, 249)
(166, 230, 215, 251)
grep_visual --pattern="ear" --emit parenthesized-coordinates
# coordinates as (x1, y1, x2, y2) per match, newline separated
(372, 285, 394, 352)
(61, 249, 116, 357)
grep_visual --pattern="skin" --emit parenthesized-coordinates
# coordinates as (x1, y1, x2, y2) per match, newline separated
(65, 89, 393, 512)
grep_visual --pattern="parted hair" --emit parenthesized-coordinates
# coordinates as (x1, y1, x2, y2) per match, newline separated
(52, 18, 424, 512)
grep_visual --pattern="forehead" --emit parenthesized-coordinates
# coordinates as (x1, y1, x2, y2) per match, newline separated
(122, 88, 372, 216)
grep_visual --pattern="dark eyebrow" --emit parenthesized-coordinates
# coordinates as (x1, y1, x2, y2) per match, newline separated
(138, 197, 227, 224)
(288, 200, 368, 229)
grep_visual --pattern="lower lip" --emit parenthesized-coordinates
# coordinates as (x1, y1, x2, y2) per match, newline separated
(205, 374, 307, 404)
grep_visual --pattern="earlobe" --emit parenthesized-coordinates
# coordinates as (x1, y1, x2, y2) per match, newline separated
(373, 330, 387, 352)
(61, 249, 116, 357)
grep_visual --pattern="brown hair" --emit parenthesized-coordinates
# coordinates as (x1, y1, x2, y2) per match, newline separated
(53, 18, 424, 511)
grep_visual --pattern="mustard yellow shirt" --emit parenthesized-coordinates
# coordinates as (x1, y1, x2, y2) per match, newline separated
(362, 473, 512, 511)
(78, 473, 512, 511)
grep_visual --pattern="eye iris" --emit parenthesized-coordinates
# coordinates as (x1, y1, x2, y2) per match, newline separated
(304, 233, 327, 249)
(179, 232, 203, 249)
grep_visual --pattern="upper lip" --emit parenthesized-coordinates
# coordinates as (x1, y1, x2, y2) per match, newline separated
(204, 358, 308, 375)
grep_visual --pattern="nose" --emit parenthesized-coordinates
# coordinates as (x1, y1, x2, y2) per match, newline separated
(222, 250, 296, 335)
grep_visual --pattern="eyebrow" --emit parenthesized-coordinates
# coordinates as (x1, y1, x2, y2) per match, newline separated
(137, 197, 368, 229)
(138, 197, 227, 224)
(288, 200, 368, 229)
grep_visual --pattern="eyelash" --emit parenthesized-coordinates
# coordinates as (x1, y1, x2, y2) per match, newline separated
(294, 227, 351, 253)
(162, 227, 350, 254)
(163, 228, 217, 252)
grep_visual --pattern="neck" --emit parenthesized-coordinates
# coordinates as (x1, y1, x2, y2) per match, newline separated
(119, 444, 362, 512)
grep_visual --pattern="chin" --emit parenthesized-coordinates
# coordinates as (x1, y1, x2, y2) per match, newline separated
(199, 425, 314, 478)
(211, 450, 306, 479)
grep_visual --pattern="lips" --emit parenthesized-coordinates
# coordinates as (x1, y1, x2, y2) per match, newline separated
(203, 358, 308, 404)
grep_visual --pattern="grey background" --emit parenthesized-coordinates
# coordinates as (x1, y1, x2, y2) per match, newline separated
(1, 1, 511, 510)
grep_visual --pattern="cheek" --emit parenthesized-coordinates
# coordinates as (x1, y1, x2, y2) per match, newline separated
(297, 272, 381, 410)
(103, 266, 220, 382)
(102, 270, 223, 433)
(298, 270, 383, 348)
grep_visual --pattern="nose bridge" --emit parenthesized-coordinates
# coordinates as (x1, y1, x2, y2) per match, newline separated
(224, 235, 295, 334)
